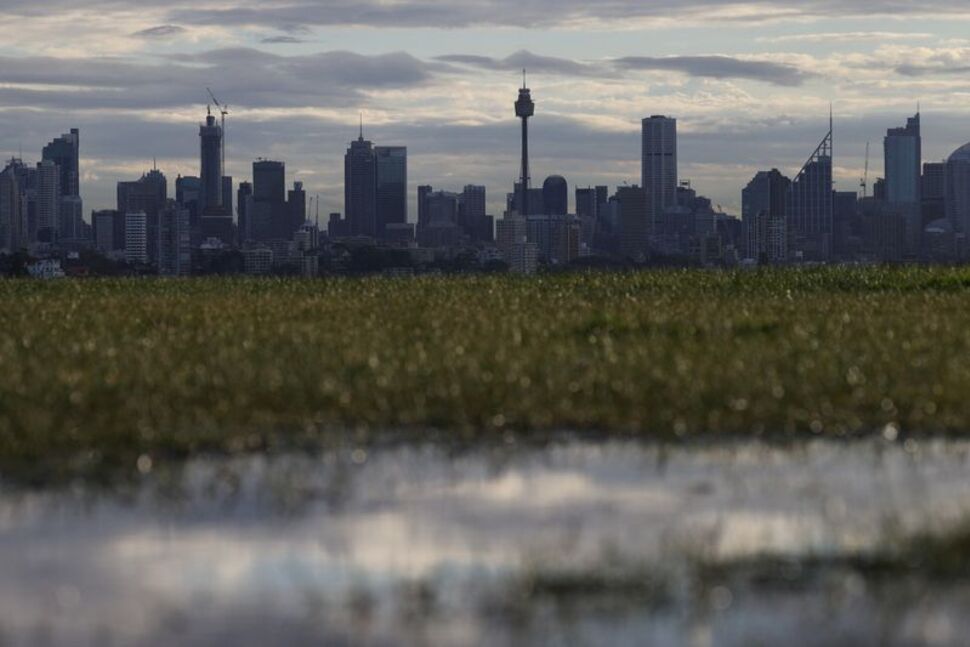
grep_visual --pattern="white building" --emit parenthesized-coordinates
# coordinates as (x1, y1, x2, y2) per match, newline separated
(27, 258, 66, 279)
(125, 211, 148, 265)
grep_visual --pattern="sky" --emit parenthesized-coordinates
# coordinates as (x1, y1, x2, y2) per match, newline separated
(3, 1, 970, 218)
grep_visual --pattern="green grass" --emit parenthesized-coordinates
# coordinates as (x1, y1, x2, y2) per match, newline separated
(3, 266, 970, 483)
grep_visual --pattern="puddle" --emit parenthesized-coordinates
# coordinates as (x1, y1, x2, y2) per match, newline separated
(2, 439, 970, 645)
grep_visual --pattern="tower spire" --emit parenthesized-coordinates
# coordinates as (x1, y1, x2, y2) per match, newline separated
(359, 113, 363, 141)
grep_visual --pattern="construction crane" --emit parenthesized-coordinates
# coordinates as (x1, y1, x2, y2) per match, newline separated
(206, 87, 230, 171)
(860, 141, 870, 199)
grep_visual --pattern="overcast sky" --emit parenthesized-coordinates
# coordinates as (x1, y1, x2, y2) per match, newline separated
(3, 1, 970, 217)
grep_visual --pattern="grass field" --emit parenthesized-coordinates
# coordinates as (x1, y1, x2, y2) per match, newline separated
(3, 267, 970, 483)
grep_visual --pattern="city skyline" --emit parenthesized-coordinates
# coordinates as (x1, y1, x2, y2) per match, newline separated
(3, 4, 970, 216)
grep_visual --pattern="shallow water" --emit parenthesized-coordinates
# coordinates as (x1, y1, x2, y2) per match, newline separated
(3, 438, 970, 646)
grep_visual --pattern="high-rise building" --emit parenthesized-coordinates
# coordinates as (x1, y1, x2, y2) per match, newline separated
(42, 129, 80, 198)
(884, 113, 922, 255)
(237, 181, 253, 243)
(35, 160, 60, 243)
(345, 128, 377, 238)
(92, 210, 120, 254)
(249, 160, 286, 241)
(543, 175, 568, 215)
(199, 110, 223, 213)
(375, 146, 407, 238)
(616, 185, 649, 259)
(922, 162, 946, 225)
(515, 74, 535, 216)
(641, 116, 677, 222)
(158, 200, 191, 276)
(945, 143, 970, 235)
(576, 187, 598, 220)
(287, 181, 306, 238)
(124, 211, 148, 264)
(787, 120, 834, 261)
(885, 113, 921, 204)
(459, 185, 492, 242)
(742, 169, 790, 264)
(0, 160, 27, 252)
(118, 169, 167, 264)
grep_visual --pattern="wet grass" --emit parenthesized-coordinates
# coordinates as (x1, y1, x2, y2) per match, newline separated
(3, 266, 970, 483)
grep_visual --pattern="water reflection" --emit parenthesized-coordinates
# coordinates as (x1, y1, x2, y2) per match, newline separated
(2, 439, 970, 645)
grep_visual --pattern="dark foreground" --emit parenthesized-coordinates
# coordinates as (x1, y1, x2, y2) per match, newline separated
(3, 267, 970, 483)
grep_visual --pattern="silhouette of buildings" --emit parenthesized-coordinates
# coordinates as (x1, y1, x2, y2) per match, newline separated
(742, 169, 790, 264)
(787, 120, 833, 261)
(641, 116, 677, 226)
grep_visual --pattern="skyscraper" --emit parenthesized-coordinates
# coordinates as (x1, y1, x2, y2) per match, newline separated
(787, 120, 834, 261)
(118, 169, 167, 264)
(922, 162, 946, 224)
(543, 176, 568, 215)
(199, 110, 223, 213)
(0, 160, 26, 252)
(158, 200, 191, 276)
(641, 116, 677, 223)
(742, 169, 790, 264)
(125, 211, 148, 265)
(250, 160, 286, 241)
(616, 185, 649, 259)
(345, 128, 377, 237)
(237, 181, 253, 243)
(885, 112, 922, 255)
(375, 146, 407, 238)
(287, 181, 306, 238)
(42, 129, 79, 199)
(35, 160, 60, 243)
(945, 143, 970, 235)
(515, 73, 535, 216)
(885, 113, 921, 204)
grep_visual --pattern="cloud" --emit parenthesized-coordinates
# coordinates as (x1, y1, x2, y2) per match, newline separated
(131, 24, 186, 39)
(759, 32, 934, 44)
(0, 49, 440, 111)
(612, 56, 813, 86)
(260, 35, 306, 44)
(436, 50, 601, 77)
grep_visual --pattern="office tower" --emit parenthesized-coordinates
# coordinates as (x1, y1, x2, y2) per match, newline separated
(885, 113, 921, 203)
(375, 146, 407, 238)
(515, 74, 535, 216)
(237, 181, 253, 243)
(459, 184, 492, 242)
(287, 181, 306, 238)
(641, 116, 677, 223)
(118, 169, 167, 263)
(946, 143, 970, 234)
(58, 197, 83, 241)
(199, 110, 223, 212)
(884, 112, 922, 255)
(543, 175, 568, 215)
(124, 211, 148, 264)
(42, 129, 80, 198)
(92, 210, 120, 253)
(615, 185, 649, 259)
(922, 162, 946, 224)
(787, 120, 834, 261)
(158, 201, 191, 276)
(222, 176, 233, 217)
(576, 187, 597, 220)
(249, 160, 286, 241)
(35, 160, 60, 243)
(345, 128, 377, 238)
(742, 169, 790, 264)
(0, 160, 26, 251)
(417, 185, 432, 228)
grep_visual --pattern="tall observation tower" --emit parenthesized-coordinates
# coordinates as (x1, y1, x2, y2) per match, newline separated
(515, 70, 535, 216)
